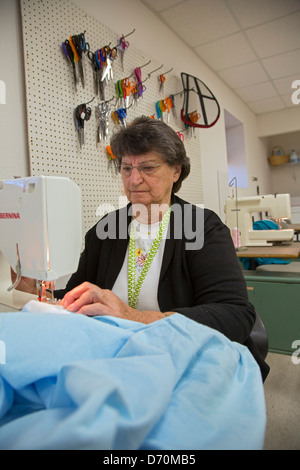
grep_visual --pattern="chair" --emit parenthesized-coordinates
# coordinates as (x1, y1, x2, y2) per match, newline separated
(250, 311, 268, 361)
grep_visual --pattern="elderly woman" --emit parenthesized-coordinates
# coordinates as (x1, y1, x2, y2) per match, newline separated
(54, 117, 269, 380)
(15, 116, 267, 378)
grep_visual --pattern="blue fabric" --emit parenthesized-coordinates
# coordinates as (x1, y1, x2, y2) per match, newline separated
(240, 219, 291, 269)
(0, 311, 266, 450)
(253, 220, 278, 231)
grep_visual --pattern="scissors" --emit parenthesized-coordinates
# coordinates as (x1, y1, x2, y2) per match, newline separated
(77, 31, 90, 54)
(109, 46, 118, 61)
(123, 79, 136, 107)
(189, 110, 201, 123)
(101, 57, 112, 83)
(101, 46, 116, 82)
(118, 35, 129, 52)
(62, 39, 79, 89)
(118, 35, 129, 70)
(71, 34, 87, 88)
(116, 108, 127, 127)
(69, 32, 91, 89)
(137, 82, 146, 98)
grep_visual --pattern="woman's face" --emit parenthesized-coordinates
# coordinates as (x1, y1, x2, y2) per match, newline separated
(120, 152, 181, 213)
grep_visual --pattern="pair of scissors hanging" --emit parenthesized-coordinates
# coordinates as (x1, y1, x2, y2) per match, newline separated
(62, 31, 89, 90)
(115, 78, 136, 108)
(180, 111, 201, 135)
(106, 145, 115, 160)
(111, 107, 128, 128)
(176, 131, 185, 142)
(74, 97, 94, 123)
(176, 126, 193, 142)
(62, 38, 80, 89)
(155, 96, 175, 122)
(155, 99, 167, 120)
(71, 31, 90, 56)
(94, 46, 114, 69)
(131, 60, 152, 81)
(158, 67, 173, 92)
(115, 61, 151, 106)
(114, 28, 135, 70)
(75, 97, 94, 121)
(114, 28, 135, 49)
(122, 60, 151, 84)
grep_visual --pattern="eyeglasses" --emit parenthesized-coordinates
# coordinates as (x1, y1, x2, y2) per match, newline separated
(118, 162, 162, 177)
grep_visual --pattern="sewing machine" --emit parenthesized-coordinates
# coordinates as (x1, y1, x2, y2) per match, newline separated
(0, 176, 82, 306)
(225, 193, 294, 247)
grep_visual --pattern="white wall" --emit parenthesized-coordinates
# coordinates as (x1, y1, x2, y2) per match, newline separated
(257, 101, 300, 198)
(226, 124, 248, 188)
(268, 131, 300, 197)
(1, 0, 292, 215)
(0, 0, 29, 179)
(257, 105, 300, 138)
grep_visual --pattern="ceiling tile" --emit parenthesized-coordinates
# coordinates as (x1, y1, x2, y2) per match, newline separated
(218, 61, 269, 89)
(247, 96, 285, 114)
(262, 50, 300, 79)
(141, 0, 183, 13)
(194, 32, 256, 71)
(235, 82, 278, 102)
(245, 11, 300, 58)
(227, 0, 300, 29)
(160, 0, 240, 46)
(281, 93, 298, 107)
(273, 75, 300, 94)
(139, 0, 300, 114)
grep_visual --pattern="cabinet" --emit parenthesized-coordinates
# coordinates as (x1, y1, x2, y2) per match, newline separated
(244, 271, 300, 355)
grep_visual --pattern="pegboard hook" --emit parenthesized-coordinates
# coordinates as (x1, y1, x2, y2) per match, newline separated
(161, 67, 173, 75)
(123, 28, 136, 39)
(114, 29, 136, 49)
(147, 64, 163, 77)
(142, 64, 163, 84)
(172, 89, 185, 97)
(85, 96, 95, 105)
(139, 59, 151, 69)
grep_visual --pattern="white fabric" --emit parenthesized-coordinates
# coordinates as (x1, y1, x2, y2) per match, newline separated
(22, 299, 71, 314)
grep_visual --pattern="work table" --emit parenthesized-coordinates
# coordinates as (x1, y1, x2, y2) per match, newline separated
(236, 241, 300, 259)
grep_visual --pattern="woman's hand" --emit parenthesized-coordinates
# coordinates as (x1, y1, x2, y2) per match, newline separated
(60, 282, 171, 324)
(60, 282, 135, 318)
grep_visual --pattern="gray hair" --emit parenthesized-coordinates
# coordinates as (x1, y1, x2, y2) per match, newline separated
(110, 116, 190, 193)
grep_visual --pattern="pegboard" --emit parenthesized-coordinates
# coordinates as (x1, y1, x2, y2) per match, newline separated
(20, 0, 204, 236)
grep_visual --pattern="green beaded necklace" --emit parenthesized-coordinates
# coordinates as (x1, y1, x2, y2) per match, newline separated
(128, 206, 171, 309)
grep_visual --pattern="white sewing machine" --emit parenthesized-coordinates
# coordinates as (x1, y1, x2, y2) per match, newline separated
(0, 176, 82, 308)
(225, 193, 294, 247)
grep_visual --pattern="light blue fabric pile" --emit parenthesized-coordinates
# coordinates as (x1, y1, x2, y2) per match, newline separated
(0, 307, 266, 450)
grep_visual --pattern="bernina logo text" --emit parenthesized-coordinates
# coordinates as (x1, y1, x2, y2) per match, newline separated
(0, 213, 20, 219)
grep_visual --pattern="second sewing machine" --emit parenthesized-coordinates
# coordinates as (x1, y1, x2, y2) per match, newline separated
(225, 193, 294, 247)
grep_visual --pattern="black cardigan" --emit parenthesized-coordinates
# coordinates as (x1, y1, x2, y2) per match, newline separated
(55, 195, 269, 380)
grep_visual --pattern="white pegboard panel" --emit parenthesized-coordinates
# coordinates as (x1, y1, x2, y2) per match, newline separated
(20, 0, 204, 236)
